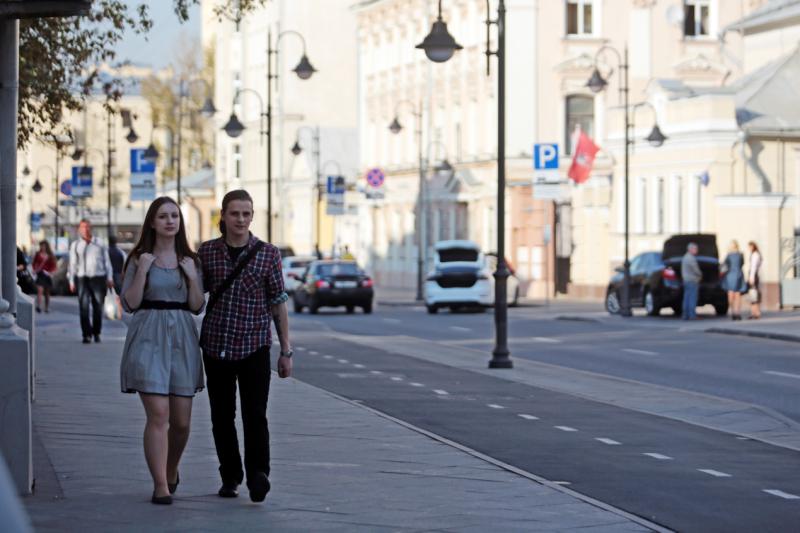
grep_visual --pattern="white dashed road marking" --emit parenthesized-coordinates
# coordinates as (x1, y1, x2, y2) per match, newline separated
(353, 364, 365, 369)
(370, 370, 382, 375)
(409, 382, 424, 387)
(296, 347, 307, 351)
(382, 318, 401, 324)
(622, 348, 658, 356)
(487, 404, 505, 409)
(450, 326, 471, 332)
(698, 469, 732, 478)
(555, 426, 578, 432)
(433, 389, 449, 396)
(595, 438, 621, 446)
(518, 414, 539, 420)
(338, 359, 349, 364)
(390, 377, 404, 382)
(763, 370, 800, 380)
(763, 489, 800, 500)
(309, 351, 319, 355)
(643, 453, 673, 460)
(532, 337, 561, 343)
(323, 355, 333, 360)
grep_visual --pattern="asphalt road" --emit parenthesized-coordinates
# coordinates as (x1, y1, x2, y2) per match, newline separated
(288, 304, 800, 532)
(293, 304, 800, 424)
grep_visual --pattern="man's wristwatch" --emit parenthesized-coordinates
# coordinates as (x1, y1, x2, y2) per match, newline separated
(280, 348, 293, 359)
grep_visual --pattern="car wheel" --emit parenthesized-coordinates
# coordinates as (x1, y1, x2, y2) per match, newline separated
(671, 304, 682, 317)
(362, 302, 373, 314)
(644, 290, 660, 317)
(346, 305, 355, 314)
(309, 299, 320, 314)
(426, 304, 438, 314)
(605, 289, 621, 315)
(293, 299, 303, 313)
(714, 303, 729, 316)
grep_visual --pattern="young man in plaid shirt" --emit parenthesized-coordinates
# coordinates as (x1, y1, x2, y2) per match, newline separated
(199, 189, 293, 503)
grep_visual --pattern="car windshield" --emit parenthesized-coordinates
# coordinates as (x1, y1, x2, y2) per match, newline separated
(438, 248, 479, 262)
(316, 263, 360, 276)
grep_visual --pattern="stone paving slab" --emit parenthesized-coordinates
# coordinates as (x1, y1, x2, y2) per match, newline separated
(22, 305, 653, 532)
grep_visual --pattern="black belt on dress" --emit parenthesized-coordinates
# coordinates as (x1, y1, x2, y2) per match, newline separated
(139, 300, 190, 310)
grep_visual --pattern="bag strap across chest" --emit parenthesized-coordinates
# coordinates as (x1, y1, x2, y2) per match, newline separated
(206, 241, 265, 314)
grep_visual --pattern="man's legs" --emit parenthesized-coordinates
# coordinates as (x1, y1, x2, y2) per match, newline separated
(89, 276, 106, 336)
(77, 277, 93, 338)
(688, 282, 699, 319)
(238, 347, 271, 500)
(203, 354, 244, 487)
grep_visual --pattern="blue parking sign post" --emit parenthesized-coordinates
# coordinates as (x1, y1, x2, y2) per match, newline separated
(130, 148, 156, 201)
(71, 166, 93, 198)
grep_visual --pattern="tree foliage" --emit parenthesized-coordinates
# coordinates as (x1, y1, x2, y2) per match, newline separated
(17, 0, 202, 149)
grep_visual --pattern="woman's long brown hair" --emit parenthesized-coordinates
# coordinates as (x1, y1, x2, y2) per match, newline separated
(39, 240, 55, 262)
(124, 196, 198, 273)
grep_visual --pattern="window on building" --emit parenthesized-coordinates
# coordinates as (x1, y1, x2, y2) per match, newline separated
(566, 0, 594, 36)
(655, 177, 665, 234)
(565, 95, 594, 155)
(233, 144, 241, 179)
(684, 0, 710, 37)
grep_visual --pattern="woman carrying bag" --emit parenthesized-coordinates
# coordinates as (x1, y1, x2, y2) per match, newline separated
(721, 240, 747, 321)
(119, 196, 205, 505)
(747, 241, 763, 320)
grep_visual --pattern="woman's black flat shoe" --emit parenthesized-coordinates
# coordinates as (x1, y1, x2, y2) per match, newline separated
(151, 492, 172, 505)
(168, 472, 179, 495)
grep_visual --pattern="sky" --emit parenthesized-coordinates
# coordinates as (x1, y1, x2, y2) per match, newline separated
(114, 1, 202, 70)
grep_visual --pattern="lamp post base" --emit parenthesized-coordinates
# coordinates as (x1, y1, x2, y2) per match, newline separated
(488, 352, 513, 369)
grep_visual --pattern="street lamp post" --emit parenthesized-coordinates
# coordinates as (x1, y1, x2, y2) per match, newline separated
(223, 29, 315, 243)
(586, 45, 667, 317)
(417, 0, 512, 369)
(388, 99, 426, 300)
(291, 126, 322, 253)
(175, 78, 216, 204)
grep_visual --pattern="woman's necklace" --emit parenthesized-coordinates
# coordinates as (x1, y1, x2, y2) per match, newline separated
(153, 253, 178, 269)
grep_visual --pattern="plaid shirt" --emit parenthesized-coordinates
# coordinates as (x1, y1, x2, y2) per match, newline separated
(198, 235, 288, 360)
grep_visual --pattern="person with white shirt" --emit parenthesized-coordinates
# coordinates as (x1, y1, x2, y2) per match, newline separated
(68, 219, 114, 343)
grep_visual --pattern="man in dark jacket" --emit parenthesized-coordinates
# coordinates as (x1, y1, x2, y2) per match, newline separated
(107, 236, 126, 294)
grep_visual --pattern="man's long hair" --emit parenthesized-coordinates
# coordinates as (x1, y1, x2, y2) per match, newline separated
(124, 196, 198, 273)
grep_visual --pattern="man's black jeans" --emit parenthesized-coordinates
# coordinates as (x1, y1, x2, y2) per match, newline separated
(204, 346, 271, 486)
(77, 276, 106, 338)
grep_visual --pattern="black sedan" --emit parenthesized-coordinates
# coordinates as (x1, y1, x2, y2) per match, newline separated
(292, 260, 374, 314)
(605, 234, 728, 317)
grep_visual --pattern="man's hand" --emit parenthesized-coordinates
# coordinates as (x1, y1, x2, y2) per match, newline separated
(277, 355, 293, 378)
(106, 279, 114, 289)
(69, 282, 76, 293)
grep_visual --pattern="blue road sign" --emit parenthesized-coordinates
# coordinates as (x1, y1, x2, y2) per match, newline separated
(130, 148, 156, 173)
(30, 212, 42, 232)
(534, 143, 559, 170)
(71, 166, 93, 198)
(327, 175, 346, 194)
(60, 179, 72, 197)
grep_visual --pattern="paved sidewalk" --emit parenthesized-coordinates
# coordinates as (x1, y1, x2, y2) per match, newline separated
(23, 301, 654, 532)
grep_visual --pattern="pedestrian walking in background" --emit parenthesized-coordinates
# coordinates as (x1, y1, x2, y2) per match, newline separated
(198, 189, 293, 503)
(107, 235, 127, 294)
(119, 197, 205, 505)
(68, 220, 114, 343)
(32, 240, 57, 313)
(681, 242, 702, 320)
(16, 245, 36, 294)
(748, 241, 763, 319)
(721, 240, 747, 321)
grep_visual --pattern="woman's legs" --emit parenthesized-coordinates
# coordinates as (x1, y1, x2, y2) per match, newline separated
(44, 287, 51, 312)
(732, 291, 741, 317)
(166, 395, 193, 485)
(727, 291, 734, 317)
(139, 393, 171, 497)
(36, 286, 43, 311)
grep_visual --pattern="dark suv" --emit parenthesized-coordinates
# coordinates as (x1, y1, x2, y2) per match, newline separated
(605, 234, 728, 317)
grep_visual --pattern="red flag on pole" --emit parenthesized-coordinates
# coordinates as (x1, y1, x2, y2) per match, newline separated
(567, 131, 600, 184)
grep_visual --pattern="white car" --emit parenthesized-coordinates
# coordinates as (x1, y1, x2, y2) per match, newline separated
(423, 240, 519, 314)
(282, 256, 315, 294)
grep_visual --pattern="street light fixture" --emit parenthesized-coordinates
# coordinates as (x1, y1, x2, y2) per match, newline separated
(586, 45, 667, 317)
(31, 179, 43, 193)
(290, 140, 302, 156)
(222, 28, 316, 243)
(290, 126, 323, 253)
(125, 127, 139, 144)
(419, 0, 512, 369)
(416, 0, 463, 63)
(174, 78, 217, 204)
(70, 147, 84, 161)
(22, 165, 30, 177)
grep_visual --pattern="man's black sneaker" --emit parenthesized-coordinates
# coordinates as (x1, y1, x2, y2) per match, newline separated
(82, 337, 91, 344)
(218, 482, 239, 498)
(93, 334, 101, 343)
(247, 472, 270, 503)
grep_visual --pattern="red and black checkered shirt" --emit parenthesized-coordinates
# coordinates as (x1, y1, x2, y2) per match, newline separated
(198, 235, 287, 360)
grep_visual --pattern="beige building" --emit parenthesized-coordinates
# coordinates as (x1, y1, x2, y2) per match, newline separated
(203, 0, 359, 255)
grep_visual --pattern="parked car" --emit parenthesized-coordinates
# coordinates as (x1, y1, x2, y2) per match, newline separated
(605, 234, 728, 316)
(277, 245, 296, 260)
(282, 256, 315, 294)
(293, 260, 374, 314)
(424, 240, 519, 314)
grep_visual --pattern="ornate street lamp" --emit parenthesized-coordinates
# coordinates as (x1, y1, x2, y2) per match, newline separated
(416, 0, 463, 63)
